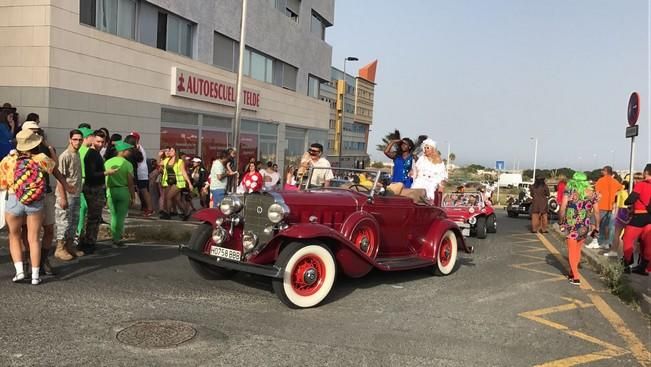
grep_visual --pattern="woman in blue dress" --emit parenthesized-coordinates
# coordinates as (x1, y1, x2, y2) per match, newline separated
(383, 137, 415, 188)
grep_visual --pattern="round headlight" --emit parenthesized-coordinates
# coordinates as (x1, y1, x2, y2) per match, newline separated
(469, 207, 476, 214)
(468, 217, 477, 225)
(212, 227, 228, 244)
(220, 196, 243, 215)
(267, 203, 288, 224)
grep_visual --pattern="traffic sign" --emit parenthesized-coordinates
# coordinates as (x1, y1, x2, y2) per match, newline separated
(496, 161, 505, 170)
(626, 125, 639, 138)
(628, 92, 640, 126)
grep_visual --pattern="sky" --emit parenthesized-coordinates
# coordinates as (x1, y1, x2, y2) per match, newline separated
(326, 0, 650, 172)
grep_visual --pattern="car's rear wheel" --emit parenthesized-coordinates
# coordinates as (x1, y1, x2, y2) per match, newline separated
(434, 230, 458, 276)
(187, 223, 235, 280)
(487, 214, 497, 233)
(272, 242, 336, 308)
(476, 217, 488, 239)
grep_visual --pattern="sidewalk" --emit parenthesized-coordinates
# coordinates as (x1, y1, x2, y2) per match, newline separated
(0, 208, 198, 249)
(549, 225, 650, 315)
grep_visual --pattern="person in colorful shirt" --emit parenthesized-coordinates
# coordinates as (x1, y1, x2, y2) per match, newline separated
(384, 137, 415, 188)
(104, 141, 136, 247)
(559, 172, 601, 286)
(0, 129, 74, 285)
(240, 161, 264, 193)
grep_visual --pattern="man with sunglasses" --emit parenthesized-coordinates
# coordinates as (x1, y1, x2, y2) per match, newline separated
(302, 143, 333, 187)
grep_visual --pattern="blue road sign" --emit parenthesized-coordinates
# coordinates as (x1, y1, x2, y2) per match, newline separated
(496, 161, 505, 170)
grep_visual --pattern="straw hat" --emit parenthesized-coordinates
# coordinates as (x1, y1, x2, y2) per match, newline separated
(21, 121, 39, 131)
(15, 129, 43, 152)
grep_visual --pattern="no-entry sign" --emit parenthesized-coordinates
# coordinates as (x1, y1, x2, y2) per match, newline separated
(628, 92, 640, 126)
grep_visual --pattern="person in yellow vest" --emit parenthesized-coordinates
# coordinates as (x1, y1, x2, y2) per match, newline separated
(158, 146, 193, 220)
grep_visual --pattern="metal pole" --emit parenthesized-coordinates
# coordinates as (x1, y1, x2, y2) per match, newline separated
(231, 0, 248, 193)
(532, 138, 538, 182)
(446, 142, 450, 171)
(496, 171, 500, 205)
(628, 136, 635, 194)
(340, 60, 347, 168)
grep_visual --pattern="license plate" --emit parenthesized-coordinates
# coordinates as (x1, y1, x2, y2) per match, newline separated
(210, 246, 241, 261)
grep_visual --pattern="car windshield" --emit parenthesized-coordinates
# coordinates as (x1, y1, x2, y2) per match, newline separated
(442, 193, 482, 207)
(301, 167, 384, 192)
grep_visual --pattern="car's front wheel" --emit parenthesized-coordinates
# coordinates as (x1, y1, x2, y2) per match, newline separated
(187, 223, 235, 280)
(487, 214, 497, 233)
(272, 242, 337, 308)
(475, 217, 488, 239)
(434, 230, 458, 276)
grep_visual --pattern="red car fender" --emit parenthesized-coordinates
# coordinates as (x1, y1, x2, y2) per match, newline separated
(270, 223, 375, 278)
(191, 208, 224, 224)
(420, 219, 473, 259)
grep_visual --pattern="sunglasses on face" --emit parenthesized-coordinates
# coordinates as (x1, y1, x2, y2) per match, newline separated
(308, 149, 321, 155)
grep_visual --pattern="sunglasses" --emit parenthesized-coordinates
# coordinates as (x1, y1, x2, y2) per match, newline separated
(308, 149, 321, 154)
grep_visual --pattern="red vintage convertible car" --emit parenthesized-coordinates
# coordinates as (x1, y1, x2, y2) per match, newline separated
(180, 168, 473, 308)
(441, 192, 497, 239)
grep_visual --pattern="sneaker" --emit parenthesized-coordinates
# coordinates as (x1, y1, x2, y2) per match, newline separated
(569, 278, 581, 286)
(31, 278, 41, 285)
(12, 272, 25, 283)
(585, 239, 600, 249)
(603, 251, 618, 257)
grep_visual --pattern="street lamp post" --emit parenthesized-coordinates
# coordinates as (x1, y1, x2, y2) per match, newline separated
(530, 137, 538, 182)
(339, 56, 358, 167)
(231, 0, 248, 193)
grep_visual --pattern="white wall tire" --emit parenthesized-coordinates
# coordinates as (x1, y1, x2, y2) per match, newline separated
(272, 242, 336, 308)
(434, 230, 458, 276)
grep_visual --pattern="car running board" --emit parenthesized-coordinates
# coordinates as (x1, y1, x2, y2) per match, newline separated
(375, 257, 434, 271)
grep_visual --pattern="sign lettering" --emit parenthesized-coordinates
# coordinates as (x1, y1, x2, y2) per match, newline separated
(171, 67, 260, 111)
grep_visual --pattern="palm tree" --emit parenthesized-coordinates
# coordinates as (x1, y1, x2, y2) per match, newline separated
(449, 153, 456, 162)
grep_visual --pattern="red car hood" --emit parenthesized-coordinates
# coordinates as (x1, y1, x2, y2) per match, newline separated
(278, 189, 363, 225)
(442, 206, 481, 220)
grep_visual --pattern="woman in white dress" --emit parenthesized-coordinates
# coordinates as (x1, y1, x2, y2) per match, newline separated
(411, 138, 448, 203)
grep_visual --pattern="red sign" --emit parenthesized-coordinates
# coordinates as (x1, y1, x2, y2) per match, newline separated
(627, 92, 640, 126)
(171, 67, 260, 111)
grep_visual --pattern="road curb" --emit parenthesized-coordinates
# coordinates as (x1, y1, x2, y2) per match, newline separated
(549, 225, 650, 315)
(97, 219, 196, 244)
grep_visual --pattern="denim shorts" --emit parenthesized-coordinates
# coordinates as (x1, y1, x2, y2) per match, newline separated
(5, 194, 44, 217)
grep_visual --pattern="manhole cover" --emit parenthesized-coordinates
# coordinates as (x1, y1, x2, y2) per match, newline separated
(116, 320, 197, 348)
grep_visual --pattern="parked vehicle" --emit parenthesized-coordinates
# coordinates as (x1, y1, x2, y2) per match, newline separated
(497, 173, 523, 188)
(506, 182, 559, 218)
(441, 192, 496, 239)
(180, 168, 473, 308)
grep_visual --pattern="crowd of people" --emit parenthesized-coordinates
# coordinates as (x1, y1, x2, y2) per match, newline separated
(3, 99, 647, 287)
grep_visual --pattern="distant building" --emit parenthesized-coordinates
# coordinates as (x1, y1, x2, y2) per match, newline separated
(1, 0, 335, 171)
(320, 61, 378, 168)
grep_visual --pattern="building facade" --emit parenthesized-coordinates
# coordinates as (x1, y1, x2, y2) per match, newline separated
(0, 0, 335, 171)
(320, 60, 377, 168)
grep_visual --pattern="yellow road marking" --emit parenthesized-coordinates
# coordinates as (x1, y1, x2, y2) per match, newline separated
(535, 349, 628, 367)
(534, 233, 651, 366)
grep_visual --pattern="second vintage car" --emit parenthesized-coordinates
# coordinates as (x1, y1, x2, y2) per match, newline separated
(180, 168, 473, 308)
(441, 191, 497, 239)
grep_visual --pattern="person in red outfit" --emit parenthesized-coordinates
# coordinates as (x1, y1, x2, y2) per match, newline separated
(240, 161, 263, 193)
(622, 163, 651, 275)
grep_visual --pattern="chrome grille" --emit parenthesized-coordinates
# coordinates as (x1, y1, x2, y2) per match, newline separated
(243, 193, 275, 244)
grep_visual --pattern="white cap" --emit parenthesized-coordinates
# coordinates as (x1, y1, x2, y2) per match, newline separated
(21, 121, 39, 130)
(422, 138, 437, 149)
(192, 157, 202, 163)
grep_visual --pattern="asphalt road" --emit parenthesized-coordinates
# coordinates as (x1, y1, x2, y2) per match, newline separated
(0, 212, 649, 367)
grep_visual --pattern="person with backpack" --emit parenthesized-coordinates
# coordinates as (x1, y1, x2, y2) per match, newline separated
(54, 129, 85, 261)
(622, 163, 651, 275)
(0, 129, 74, 285)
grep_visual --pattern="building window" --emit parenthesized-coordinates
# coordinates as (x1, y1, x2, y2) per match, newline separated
(270, 0, 300, 22)
(213, 32, 236, 71)
(94, 0, 136, 39)
(80, 0, 194, 58)
(310, 11, 326, 40)
(307, 75, 320, 98)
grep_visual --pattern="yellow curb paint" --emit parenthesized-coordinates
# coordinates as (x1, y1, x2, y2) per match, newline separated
(536, 233, 651, 367)
(534, 348, 628, 367)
